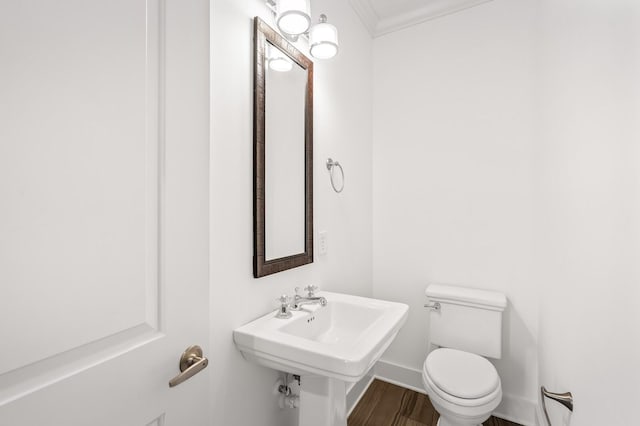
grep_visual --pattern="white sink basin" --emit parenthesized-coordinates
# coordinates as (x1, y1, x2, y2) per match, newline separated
(233, 291, 408, 382)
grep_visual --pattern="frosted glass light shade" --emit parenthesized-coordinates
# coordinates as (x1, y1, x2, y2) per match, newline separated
(267, 44, 293, 72)
(276, 0, 311, 36)
(269, 57, 293, 72)
(309, 20, 339, 59)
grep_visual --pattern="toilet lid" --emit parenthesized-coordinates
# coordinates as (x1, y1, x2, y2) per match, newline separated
(424, 348, 500, 399)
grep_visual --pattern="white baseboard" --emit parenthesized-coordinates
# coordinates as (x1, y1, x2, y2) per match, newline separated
(374, 359, 426, 394)
(494, 393, 537, 426)
(373, 359, 538, 426)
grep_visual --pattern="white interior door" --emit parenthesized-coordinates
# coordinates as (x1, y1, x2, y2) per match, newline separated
(0, 0, 210, 424)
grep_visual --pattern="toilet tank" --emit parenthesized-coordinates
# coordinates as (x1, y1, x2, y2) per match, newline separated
(426, 284, 507, 359)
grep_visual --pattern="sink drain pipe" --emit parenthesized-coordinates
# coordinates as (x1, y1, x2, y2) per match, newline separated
(276, 373, 300, 409)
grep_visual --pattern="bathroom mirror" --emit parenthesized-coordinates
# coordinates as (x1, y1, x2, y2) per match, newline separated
(253, 17, 313, 278)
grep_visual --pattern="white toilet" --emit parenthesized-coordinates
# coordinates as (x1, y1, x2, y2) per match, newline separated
(422, 284, 507, 426)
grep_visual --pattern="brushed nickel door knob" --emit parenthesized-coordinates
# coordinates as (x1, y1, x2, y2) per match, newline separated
(169, 345, 209, 388)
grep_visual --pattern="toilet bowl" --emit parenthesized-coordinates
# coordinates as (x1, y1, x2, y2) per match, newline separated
(422, 348, 502, 426)
(422, 284, 507, 426)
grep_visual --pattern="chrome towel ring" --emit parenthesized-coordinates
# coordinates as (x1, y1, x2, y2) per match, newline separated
(326, 158, 344, 193)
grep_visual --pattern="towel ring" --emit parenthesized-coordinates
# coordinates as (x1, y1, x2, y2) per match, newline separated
(326, 158, 344, 193)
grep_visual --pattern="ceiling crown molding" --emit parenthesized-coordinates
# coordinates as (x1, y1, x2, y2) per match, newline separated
(349, 0, 494, 38)
(348, 0, 379, 35)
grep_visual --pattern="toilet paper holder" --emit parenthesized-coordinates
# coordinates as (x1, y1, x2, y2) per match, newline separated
(541, 386, 573, 426)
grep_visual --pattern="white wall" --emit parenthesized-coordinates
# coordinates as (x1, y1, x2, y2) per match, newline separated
(535, 1, 640, 425)
(372, 1, 539, 423)
(209, 1, 373, 425)
(372, 1, 640, 425)
(210, 0, 640, 424)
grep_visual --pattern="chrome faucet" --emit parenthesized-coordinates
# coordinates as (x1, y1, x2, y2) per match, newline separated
(275, 295, 293, 319)
(291, 285, 327, 310)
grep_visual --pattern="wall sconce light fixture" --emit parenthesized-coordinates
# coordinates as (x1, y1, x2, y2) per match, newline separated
(309, 14, 338, 59)
(266, 0, 339, 60)
(276, 0, 311, 36)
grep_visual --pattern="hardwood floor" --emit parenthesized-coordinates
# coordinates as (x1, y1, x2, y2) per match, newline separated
(348, 380, 521, 426)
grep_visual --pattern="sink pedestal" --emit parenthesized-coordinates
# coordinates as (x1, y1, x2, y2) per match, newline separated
(299, 376, 347, 426)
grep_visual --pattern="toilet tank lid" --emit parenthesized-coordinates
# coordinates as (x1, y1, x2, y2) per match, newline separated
(426, 284, 507, 310)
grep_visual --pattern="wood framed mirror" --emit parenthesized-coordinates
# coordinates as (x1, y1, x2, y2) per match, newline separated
(253, 17, 314, 278)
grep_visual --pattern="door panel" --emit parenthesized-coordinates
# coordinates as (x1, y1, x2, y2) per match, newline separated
(0, 0, 209, 424)
(0, 0, 160, 376)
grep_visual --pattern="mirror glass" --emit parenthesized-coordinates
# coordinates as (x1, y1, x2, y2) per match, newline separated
(265, 42, 306, 260)
(253, 17, 313, 278)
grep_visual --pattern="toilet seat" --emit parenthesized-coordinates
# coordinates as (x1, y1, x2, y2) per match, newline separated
(423, 364, 501, 408)
(422, 368, 502, 424)
(425, 348, 500, 400)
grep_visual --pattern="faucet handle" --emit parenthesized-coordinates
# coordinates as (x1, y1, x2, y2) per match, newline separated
(304, 285, 318, 297)
(275, 295, 292, 319)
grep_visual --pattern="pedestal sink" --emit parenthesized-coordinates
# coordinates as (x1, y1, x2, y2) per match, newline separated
(233, 291, 409, 426)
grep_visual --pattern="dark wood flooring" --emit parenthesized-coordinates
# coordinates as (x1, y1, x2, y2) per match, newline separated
(348, 379, 521, 426)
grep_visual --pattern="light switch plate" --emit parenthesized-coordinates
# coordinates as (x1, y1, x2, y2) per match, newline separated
(318, 231, 328, 255)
